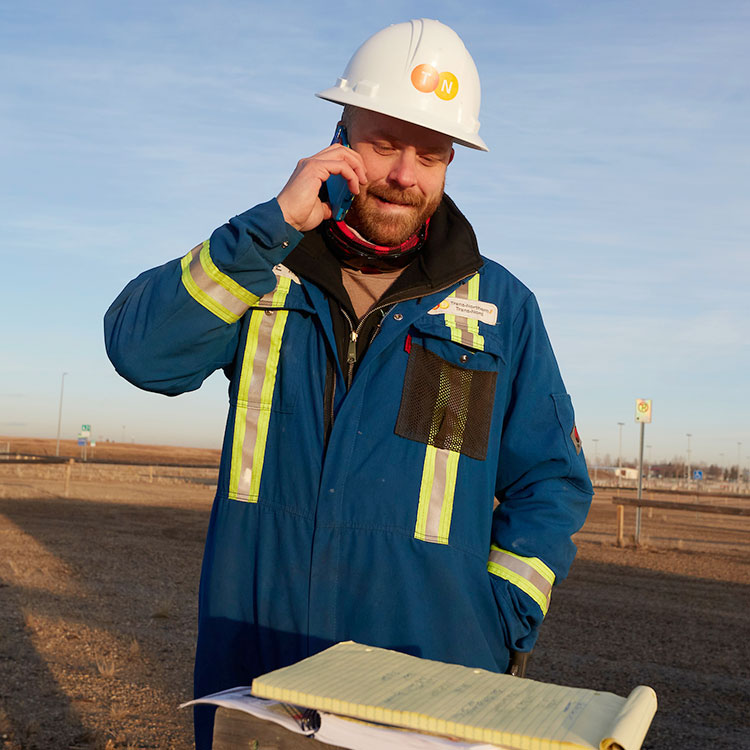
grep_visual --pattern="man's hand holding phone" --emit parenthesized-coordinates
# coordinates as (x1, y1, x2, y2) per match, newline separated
(276, 126, 366, 233)
(325, 125, 355, 222)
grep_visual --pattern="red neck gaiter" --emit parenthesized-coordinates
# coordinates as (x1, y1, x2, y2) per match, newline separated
(325, 219, 429, 273)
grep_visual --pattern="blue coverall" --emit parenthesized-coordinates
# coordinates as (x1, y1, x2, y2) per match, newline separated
(105, 195, 593, 747)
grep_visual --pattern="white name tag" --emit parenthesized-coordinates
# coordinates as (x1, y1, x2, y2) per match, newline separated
(273, 264, 300, 284)
(428, 297, 498, 326)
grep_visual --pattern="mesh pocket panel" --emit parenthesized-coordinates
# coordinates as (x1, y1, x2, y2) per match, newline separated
(395, 343, 496, 460)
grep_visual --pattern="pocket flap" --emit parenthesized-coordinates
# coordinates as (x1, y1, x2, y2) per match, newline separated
(410, 314, 506, 366)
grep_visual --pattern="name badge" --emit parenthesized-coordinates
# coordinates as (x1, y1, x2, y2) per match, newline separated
(428, 297, 498, 326)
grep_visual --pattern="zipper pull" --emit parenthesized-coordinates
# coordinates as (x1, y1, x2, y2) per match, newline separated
(347, 330, 358, 364)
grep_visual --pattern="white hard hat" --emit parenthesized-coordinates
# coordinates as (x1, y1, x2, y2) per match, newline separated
(316, 19, 488, 152)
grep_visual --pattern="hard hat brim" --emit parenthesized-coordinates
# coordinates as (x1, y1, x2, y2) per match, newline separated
(315, 89, 489, 152)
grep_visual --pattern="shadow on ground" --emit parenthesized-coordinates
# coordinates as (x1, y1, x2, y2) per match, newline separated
(533, 558, 750, 749)
(1, 494, 749, 749)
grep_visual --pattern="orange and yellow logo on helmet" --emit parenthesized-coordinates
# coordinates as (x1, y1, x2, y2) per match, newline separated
(410, 64, 459, 101)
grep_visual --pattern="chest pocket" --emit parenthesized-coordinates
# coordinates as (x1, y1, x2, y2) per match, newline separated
(395, 317, 504, 462)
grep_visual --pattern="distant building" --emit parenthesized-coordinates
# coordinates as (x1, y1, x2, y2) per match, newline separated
(614, 467, 639, 480)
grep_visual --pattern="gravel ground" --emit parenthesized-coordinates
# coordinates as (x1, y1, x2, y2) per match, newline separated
(0, 452, 748, 749)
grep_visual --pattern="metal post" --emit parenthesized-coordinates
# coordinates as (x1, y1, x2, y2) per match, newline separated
(616, 504, 625, 547)
(592, 439, 599, 485)
(686, 433, 692, 485)
(738, 442, 743, 485)
(635, 422, 645, 545)
(55, 372, 68, 457)
(64, 459, 73, 497)
(617, 422, 624, 488)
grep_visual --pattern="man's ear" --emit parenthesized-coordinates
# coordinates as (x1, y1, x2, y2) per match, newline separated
(448, 147, 455, 165)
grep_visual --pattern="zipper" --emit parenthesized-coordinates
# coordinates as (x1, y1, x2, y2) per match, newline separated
(340, 308, 360, 389)
(330, 270, 481, 428)
(342, 306, 398, 388)
(339, 272, 478, 389)
(322, 304, 394, 445)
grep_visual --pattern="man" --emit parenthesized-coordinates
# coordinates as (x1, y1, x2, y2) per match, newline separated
(105, 19, 593, 748)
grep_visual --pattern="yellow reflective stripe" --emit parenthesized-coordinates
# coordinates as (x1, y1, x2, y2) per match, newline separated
(487, 545, 555, 615)
(414, 446, 437, 540)
(441, 289, 463, 345)
(445, 314, 465, 345)
(270, 276, 292, 307)
(181, 240, 264, 323)
(181, 247, 239, 324)
(228, 276, 292, 502)
(438, 450, 459, 541)
(247, 309, 289, 501)
(414, 446, 459, 545)
(441, 274, 485, 351)
(256, 267, 299, 307)
(429, 366, 450, 442)
(198, 242, 261, 307)
(465, 273, 484, 350)
(228, 311, 263, 499)
(466, 272, 481, 300)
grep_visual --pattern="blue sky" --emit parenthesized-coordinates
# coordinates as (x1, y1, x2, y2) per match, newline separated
(2, 0, 748, 468)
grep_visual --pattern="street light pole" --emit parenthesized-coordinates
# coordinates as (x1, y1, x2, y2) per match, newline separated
(55, 372, 68, 457)
(686, 433, 692, 484)
(617, 422, 624, 488)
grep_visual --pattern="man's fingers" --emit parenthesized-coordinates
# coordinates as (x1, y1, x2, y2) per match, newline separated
(317, 144, 368, 187)
(277, 143, 367, 232)
(317, 158, 364, 194)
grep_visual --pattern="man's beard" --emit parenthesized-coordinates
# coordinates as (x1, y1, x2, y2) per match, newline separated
(345, 181, 443, 247)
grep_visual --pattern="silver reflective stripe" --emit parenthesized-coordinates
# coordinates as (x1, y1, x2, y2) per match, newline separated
(181, 241, 262, 324)
(449, 282, 474, 344)
(414, 446, 459, 544)
(187, 245, 251, 319)
(256, 265, 300, 307)
(487, 546, 555, 615)
(228, 278, 292, 502)
(235, 312, 276, 499)
(443, 274, 484, 350)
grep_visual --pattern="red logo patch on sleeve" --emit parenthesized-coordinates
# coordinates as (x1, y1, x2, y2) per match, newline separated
(570, 425, 582, 455)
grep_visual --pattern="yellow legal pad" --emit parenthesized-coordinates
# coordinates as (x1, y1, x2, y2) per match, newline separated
(250, 641, 657, 750)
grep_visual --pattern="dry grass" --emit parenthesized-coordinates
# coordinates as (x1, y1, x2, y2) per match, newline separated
(95, 652, 116, 678)
(127, 637, 141, 660)
(109, 702, 129, 722)
(0, 435, 220, 466)
(1, 438, 748, 749)
(151, 598, 174, 620)
(0, 446, 213, 749)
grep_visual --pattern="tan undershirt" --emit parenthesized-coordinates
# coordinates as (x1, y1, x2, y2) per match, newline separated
(341, 266, 408, 320)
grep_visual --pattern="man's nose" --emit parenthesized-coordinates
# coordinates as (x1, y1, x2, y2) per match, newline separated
(388, 149, 418, 188)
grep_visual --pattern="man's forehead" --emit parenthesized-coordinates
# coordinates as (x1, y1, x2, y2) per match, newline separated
(349, 108, 454, 152)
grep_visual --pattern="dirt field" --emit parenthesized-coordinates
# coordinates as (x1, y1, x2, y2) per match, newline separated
(1, 438, 748, 749)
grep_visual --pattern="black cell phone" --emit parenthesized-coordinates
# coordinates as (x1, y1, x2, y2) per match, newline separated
(325, 124, 354, 222)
